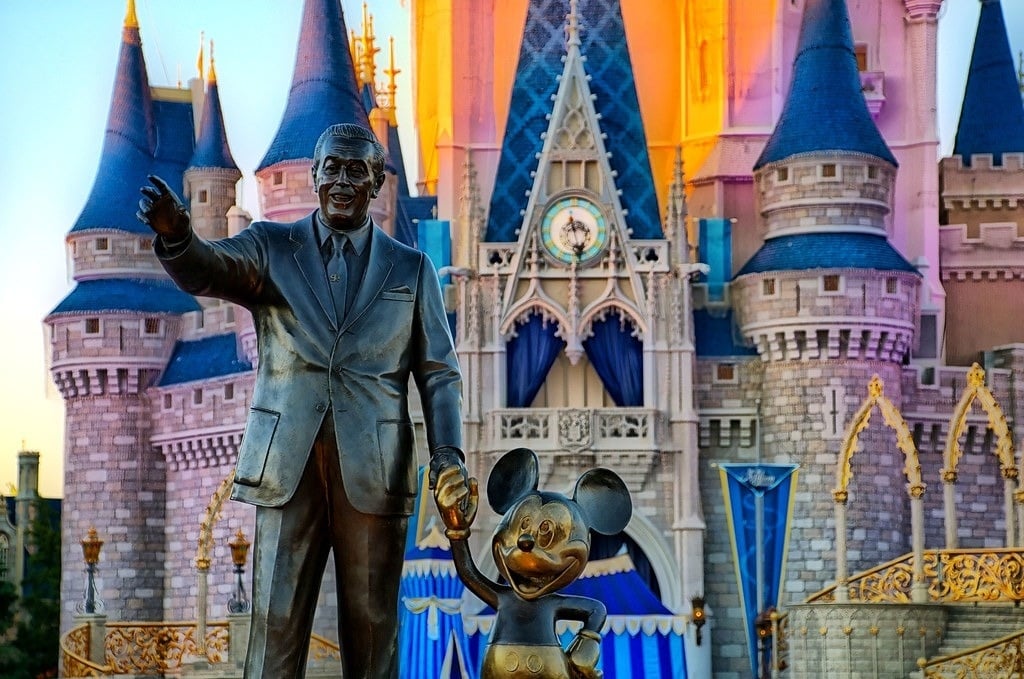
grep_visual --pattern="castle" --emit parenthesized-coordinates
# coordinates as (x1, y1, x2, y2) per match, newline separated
(48, 0, 1024, 676)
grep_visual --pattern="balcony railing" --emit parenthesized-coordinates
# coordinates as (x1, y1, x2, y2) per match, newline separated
(488, 407, 659, 453)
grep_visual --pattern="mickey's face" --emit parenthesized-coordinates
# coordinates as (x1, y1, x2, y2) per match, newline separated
(492, 494, 590, 601)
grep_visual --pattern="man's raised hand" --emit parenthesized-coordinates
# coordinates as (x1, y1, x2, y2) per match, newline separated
(138, 175, 191, 242)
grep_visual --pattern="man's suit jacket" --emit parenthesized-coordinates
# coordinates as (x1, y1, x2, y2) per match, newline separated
(156, 213, 463, 516)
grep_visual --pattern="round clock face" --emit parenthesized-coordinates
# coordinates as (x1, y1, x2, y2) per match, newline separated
(541, 197, 608, 264)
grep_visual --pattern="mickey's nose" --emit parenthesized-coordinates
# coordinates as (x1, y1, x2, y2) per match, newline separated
(518, 533, 535, 552)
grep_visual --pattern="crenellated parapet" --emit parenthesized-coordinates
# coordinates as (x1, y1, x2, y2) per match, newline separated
(732, 269, 919, 363)
(941, 153, 1024, 216)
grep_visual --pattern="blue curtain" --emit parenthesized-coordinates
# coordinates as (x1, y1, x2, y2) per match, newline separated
(505, 311, 565, 407)
(583, 310, 643, 407)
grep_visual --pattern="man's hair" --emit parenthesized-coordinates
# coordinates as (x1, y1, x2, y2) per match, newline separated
(312, 123, 386, 175)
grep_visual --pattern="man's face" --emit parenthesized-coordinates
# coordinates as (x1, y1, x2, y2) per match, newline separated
(312, 136, 384, 231)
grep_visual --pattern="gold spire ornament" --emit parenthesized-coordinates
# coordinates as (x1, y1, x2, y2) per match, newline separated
(124, 0, 139, 29)
(197, 31, 205, 80)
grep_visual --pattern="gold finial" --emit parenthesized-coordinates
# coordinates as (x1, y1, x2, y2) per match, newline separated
(383, 36, 401, 111)
(124, 0, 139, 29)
(966, 362, 986, 388)
(208, 39, 217, 83)
(196, 31, 205, 80)
(867, 375, 884, 398)
(358, 2, 379, 87)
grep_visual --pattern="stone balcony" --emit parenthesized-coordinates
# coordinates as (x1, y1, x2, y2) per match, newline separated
(485, 407, 664, 490)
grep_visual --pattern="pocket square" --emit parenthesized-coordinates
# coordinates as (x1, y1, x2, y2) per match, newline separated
(385, 285, 413, 295)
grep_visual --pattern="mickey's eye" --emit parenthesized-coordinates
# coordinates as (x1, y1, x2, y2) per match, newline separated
(536, 519, 555, 549)
(519, 516, 532, 533)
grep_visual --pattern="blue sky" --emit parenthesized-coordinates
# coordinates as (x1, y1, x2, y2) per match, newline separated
(0, 0, 1020, 497)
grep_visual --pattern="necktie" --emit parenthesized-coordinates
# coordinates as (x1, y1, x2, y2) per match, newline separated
(325, 233, 348, 323)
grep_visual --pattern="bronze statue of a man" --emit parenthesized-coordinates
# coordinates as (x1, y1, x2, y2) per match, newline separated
(138, 123, 465, 679)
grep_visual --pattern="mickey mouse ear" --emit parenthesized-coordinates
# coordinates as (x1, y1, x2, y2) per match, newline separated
(574, 469, 632, 535)
(487, 448, 540, 514)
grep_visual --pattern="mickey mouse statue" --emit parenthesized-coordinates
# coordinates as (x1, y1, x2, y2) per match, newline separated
(433, 447, 632, 679)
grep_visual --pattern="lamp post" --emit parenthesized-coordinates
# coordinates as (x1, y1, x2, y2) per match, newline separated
(79, 527, 104, 614)
(227, 529, 251, 614)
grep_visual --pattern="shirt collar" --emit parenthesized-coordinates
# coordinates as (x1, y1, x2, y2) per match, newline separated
(316, 212, 372, 257)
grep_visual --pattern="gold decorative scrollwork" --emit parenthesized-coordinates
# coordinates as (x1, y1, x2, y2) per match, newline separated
(942, 363, 1016, 482)
(808, 549, 1024, 604)
(60, 624, 106, 676)
(835, 375, 924, 498)
(930, 550, 1024, 602)
(197, 470, 236, 570)
(923, 633, 1024, 678)
(104, 622, 228, 673)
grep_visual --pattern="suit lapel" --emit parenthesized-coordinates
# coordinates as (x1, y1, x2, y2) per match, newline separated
(290, 214, 339, 328)
(342, 225, 394, 333)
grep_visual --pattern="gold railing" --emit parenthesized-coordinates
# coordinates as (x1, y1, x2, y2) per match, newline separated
(807, 549, 1024, 604)
(61, 620, 343, 677)
(922, 631, 1024, 678)
(60, 624, 105, 677)
(104, 621, 229, 673)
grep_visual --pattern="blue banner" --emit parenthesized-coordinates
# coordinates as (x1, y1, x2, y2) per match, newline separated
(417, 219, 452, 284)
(697, 218, 731, 302)
(718, 463, 799, 678)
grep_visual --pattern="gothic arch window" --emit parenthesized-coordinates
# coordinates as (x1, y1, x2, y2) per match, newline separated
(582, 307, 644, 407)
(0, 534, 9, 581)
(505, 309, 566, 407)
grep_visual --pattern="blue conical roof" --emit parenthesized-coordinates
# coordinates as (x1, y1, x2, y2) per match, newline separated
(257, 0, 370, 170)
(952, 0, 1024, 164)
(71, 21, 160, 234)
(485, 0, 661, 242)
(754, 0, 896, 169)
(189, 78, 238, 171)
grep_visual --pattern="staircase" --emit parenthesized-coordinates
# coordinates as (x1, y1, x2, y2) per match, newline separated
(909, 605, 1024, 678)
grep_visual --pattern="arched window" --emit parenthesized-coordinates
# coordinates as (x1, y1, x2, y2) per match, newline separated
(0, 534, 9, 581)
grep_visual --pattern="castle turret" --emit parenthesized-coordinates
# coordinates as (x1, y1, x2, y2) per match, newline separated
(45, 0, 200, 633)
(939, 0, 1024, 365)
(732, 0, 922, 595)
(255, 0, 373, 224)
(184, 43, 240, 243)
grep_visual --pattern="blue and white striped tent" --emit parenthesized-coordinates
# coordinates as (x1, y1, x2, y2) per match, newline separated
(399, 521, 476, 679)
(463, 553, 688, 678)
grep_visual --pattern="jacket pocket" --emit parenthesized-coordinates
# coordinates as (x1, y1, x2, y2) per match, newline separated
(380, 291, 414, 302)
(235, 407, 280, 487)
(377, 420, 417, 497)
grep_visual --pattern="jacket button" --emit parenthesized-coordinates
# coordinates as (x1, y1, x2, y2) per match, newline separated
(315, 403, 327, 413)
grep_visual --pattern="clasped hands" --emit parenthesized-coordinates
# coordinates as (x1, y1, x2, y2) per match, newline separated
(431, 458, 478, 541)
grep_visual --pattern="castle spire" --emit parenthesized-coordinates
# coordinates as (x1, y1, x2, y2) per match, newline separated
(257, 0, 370, 171)
(189, 39, 237, 172)
(952, 0, 1024, 164)
(71, 0, 157, 234)
(754, 0, 896, 169)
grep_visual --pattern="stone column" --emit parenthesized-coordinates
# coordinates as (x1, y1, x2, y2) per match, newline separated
(833, 491, 848, 603)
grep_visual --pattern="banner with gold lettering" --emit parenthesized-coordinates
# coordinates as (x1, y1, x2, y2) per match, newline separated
(718, 463, 799, 678)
